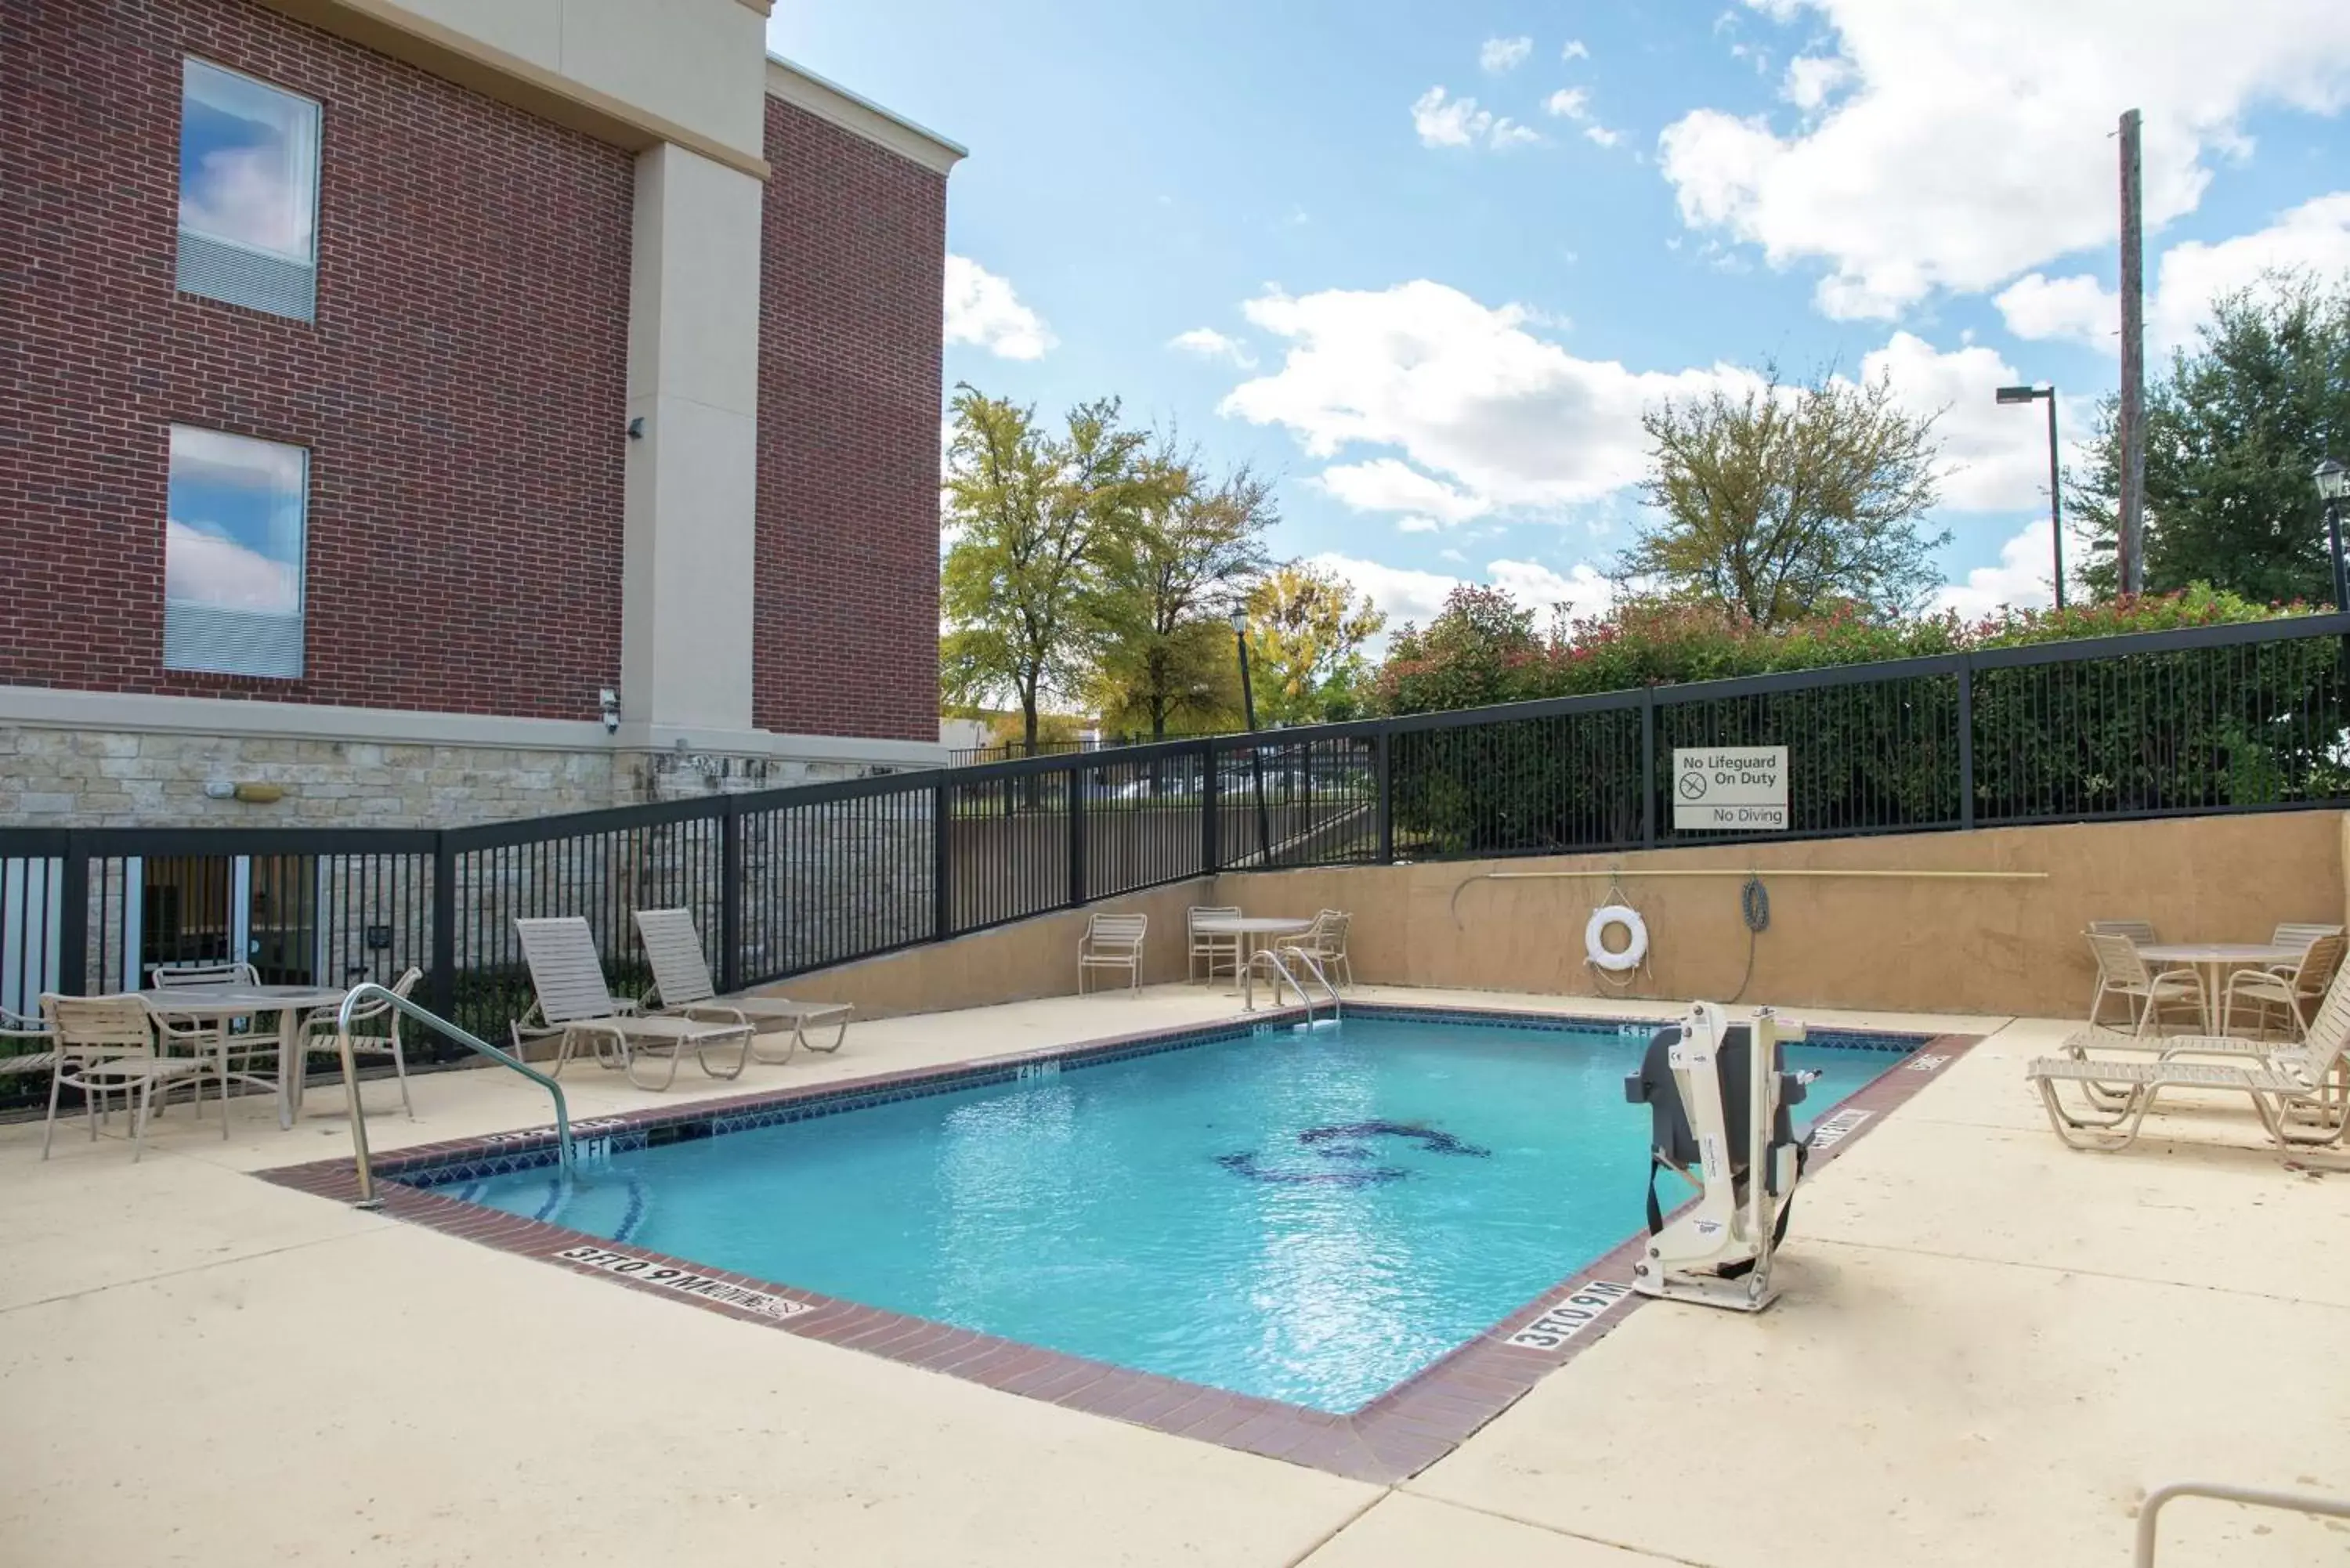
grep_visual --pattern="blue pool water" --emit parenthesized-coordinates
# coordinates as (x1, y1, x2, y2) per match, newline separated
(440, 1015, 1908, 1411)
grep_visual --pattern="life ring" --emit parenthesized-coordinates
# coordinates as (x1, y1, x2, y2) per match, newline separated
(1585, 904, 1648, 971)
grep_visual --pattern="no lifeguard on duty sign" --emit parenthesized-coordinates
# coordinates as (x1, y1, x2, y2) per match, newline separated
(1672, 747, 1788, 830)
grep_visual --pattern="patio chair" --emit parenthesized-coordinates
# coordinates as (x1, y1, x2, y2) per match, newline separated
(148, 959, 273, 1086)
(2223, 933, 2345, 1042)
(1278, 909, 1354, 989)
(38, 994, 216, 1161)
(2086, 920, 2160, 945)
(1187, 905, 1243, 983)
(2266, 923, 2346, 976)
(298, 966, 423, 1118)
(1078, 913, 1148, 995)
(2028, 960, 2350, 1160)
(512, 917, 754, 1090)
(2084, 931, 2204, 1036)
(631, 908, 850, 1064)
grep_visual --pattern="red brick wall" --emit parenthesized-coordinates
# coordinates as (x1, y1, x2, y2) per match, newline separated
(0, 0, 631, 718)
(756, 98, 945, 742)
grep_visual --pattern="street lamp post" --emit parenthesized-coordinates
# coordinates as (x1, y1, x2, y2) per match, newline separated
(2316, 458, 2349, 613)
(1228, 608, 1272, 864)
(1995, 384, 2065, 609)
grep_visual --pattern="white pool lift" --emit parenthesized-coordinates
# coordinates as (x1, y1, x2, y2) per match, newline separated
(1624, 1001, 1818, 1313)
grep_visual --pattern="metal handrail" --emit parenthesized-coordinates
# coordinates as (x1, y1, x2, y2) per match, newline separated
(1249, 948, 1341, 1024)
(333, 983, 575, 1209)
(2134, 1481, 2350, 1565)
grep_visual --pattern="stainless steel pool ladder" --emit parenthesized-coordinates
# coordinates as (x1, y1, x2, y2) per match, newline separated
(2134, 1481, 2350, 1565)
(1249, 947, 1342, 1024)
(331, 983, 576, 1209)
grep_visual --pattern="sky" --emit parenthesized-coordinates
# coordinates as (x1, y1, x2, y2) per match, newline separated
(767, 0, 2350, 641)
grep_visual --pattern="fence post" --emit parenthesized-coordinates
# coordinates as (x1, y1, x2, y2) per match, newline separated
(1957, 653, 1976, 832)
(1201, 740, 1221, 873)
(1640, 685, 1658, 849)
(1068, 758, 1086, 907)
(429, 831, 457, 1021)
(58, 833, 89, 995)
(931, 778, 954, 944)
(719, 797, 743, 993)
(1375, 729, 1394, 863)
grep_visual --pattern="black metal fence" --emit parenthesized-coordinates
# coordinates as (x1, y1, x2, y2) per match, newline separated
(5, 615, 2347, 1089)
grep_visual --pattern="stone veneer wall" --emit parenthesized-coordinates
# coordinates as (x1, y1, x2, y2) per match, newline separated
(0, 727, 880, 829)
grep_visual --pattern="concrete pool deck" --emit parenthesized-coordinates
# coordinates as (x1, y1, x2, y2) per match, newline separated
(2, 985, 2345, 1566)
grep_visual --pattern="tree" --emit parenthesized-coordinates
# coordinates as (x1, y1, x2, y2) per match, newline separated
(2073, 274, 2350, 604)
(1245, 562, 1386, 724)
(1087, 445, 1274, 739)
(1621, 367, 1947, 627)
(939, 387, 1148, 750)
(1380, 585, 1540, 714)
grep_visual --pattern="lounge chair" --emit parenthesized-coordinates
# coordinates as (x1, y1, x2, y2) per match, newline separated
(1187, 905, 1243, 983)
(512, 917, 754, 1090)
(39, 994, 217, 1161)
(1078, 913, 1147, 995)
(631, 908, 851, 1064)
(2029, 961, 2350, 1159)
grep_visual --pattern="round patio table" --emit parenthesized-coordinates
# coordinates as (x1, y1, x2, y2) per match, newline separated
(136, 984, 348, 1131)
(1191, 916, 1314, 1009)
(2134, 944, 2301, 1034)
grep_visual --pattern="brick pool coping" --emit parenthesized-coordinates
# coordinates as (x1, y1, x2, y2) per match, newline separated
(258, 1008, 1983, 1485)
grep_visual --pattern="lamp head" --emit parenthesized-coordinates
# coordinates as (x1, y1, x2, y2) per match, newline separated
(2316, 457, 2349, 503)
(1994, 385, 2044, 405)
(1228, 607, 1249, 634)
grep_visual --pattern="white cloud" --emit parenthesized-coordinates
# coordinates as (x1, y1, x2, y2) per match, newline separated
(1220, 281, 1757, 523)
(943, 255, 1055, 359)
(180, 147, 312, 258)
(1781, 54, 1852, 112)
(1933, 518, 2062, 618)
(1412, 86, 1541, 151)
(1480, 36, 1533, 74)
(1857, 331, 2091, 513)
(164, 520, 299, 613)
(1167, 326, 1257, 367)
(1396, 515, 1441, 534)
(1998, 191, 2350, 352)
(1661, 0, 2350, 320)
(1488, 558, 1618, 623)
(1308, 554, 1463, 637)
(1561, 39, 1591, 61)
(1317, 457, 1483, 524)
(1542, 88, 1625, 150)
(1992, 272, 2116, 350)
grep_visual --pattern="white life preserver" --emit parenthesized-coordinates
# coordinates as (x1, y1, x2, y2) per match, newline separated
(1585, 904, 1648, 971)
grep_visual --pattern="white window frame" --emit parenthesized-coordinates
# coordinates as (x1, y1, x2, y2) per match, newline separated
(175, 58, 323, 321)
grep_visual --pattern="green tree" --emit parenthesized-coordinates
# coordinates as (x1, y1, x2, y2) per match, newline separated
(939, 387, 1148, 751)
(2073, 274, 2350, 604)
(1245, 562, 1386, 724)
(1621, 367, 1947, 627)
(1088, 446, 1274, 739)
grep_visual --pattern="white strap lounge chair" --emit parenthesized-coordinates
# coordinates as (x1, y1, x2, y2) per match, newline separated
(1078, 913, 1148, 995)
(2084, 930, 2204, 1036)
(39, 994, 215, 1162)
(1187, 905, 1243, 983)
(2030, 960, 2350, 1159)
(631, 908, 851, 1064)
(512, 917, 753, 1091)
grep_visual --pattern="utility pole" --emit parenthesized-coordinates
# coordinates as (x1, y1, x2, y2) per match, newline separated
(2117, 108, 2146, 596)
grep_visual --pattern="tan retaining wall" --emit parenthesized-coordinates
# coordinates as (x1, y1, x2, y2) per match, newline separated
(747, 878, 1211, 1019)
(1211, 812, 2348, 1019)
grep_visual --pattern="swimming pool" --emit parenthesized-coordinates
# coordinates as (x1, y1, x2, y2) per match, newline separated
(417, 1010, 1919, 1413)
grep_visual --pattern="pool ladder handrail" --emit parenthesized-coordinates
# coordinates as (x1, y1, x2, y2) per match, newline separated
(1249, 947, 1342, 1024)
(332, 983, 576, 1209)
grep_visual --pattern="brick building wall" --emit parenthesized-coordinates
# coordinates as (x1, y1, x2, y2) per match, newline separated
(755, 96, 946, 743)
(0, 0, 633, 721)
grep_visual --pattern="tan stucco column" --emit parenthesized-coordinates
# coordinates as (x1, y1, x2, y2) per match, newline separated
(618, 142, 764, 745)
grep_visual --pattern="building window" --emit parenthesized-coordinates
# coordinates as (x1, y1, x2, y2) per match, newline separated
(162, 426, 309, 679)
(176, 59, 320, 321)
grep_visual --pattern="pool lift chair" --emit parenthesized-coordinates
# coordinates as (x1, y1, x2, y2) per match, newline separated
(1624, 1002, 1817, 1313)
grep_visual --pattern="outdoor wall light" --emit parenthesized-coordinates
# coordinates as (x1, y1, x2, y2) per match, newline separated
(599, 688, 621, 734)
(626, 416, 645, 441)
